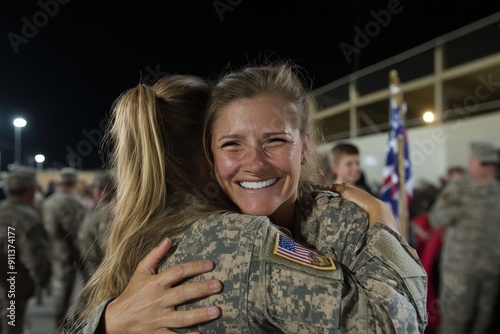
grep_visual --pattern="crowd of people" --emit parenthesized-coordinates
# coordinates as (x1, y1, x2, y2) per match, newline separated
(0, 59, 498, 334)
(0, 166, 116, 333)
(326, 140, 500, 334)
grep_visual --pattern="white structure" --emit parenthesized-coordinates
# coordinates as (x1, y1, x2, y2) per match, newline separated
(313, 12, 500, 190)
(321, 112, 500, 188)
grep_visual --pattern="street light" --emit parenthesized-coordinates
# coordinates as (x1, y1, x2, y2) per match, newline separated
(35, 154, 45, 171)
(13, 118, 27, 165)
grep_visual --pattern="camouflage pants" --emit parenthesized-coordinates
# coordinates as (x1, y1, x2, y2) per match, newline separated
(52, 259, 77, 331)
(0, 285, 28, 334)
(439, 270, 499, 334)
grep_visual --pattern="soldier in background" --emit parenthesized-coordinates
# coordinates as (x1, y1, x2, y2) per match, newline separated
(430, 141, 500, 334)
(0, 166, 51, 334)
(0, 172, 7, 202)
(41, 167, 86, 331)
(438, 166, 466, 191)
(33, 182, 45, 215)
(78, 170, 116, 282)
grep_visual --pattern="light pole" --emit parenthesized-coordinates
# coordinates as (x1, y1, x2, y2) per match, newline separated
(35, 154, 45, 171)
(13, 118, 27, 165)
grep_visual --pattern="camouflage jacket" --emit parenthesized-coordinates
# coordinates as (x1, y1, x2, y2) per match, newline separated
(79, 190, 427, 333)
(298, 190, 427, 333)
(42, 190, 86, 262)
(0, 199, 52, 299)
(430, 174, 500, 273)
(77, 200, 114, 281)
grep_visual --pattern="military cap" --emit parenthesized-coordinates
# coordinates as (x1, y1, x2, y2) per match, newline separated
(470, 142, 499, 164)
(6, 166, 37, 191)
(60, 167, 78, 183)
(91, 170, 116, 190)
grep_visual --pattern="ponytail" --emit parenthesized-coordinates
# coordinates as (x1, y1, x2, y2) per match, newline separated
(67, 76, 230, 330)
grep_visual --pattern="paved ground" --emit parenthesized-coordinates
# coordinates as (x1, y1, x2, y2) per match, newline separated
(23, 276, 83, 334)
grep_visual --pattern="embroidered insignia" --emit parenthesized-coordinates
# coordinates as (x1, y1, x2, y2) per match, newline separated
(273, 231, 336, 270)
(442, 192, 453, 203)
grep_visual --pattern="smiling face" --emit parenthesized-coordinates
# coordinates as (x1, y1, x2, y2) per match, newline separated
(211, 95, 308, 227)
(331, 153, 361, 184)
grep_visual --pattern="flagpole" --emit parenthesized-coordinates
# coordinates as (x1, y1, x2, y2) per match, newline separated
(389, 70, 408, 240)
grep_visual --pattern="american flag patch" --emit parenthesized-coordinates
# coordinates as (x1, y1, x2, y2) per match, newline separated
(273, 232, 336, 270)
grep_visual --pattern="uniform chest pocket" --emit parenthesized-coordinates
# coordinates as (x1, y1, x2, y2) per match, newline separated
(264, 262, 343, 332)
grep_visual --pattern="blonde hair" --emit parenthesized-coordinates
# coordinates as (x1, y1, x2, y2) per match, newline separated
(67, 75, 233, 331)
(203, 61, 326, 186)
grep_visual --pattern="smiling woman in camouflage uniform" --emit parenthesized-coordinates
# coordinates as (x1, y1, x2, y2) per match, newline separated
(67, 62, 427, 334)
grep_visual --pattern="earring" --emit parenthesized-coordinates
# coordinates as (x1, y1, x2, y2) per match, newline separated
(301, 156, 308, 165)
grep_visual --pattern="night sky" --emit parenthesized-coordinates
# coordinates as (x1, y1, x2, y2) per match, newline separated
(1, 0, 499, 171)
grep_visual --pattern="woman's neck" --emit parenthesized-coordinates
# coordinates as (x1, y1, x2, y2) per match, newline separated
(269, 197, 297, 233)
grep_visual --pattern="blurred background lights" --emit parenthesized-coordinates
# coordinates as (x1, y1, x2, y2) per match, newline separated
(13, 117, 27, 127)
(423, 111, 435, 123)
(35, 154, 45, 163)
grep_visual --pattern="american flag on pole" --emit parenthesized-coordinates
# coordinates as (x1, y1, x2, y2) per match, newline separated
(379, 88, 413, 234)
(273, 232, 336, 270)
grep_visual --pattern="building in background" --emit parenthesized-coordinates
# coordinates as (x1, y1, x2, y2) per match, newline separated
(313, 12, 500, 190)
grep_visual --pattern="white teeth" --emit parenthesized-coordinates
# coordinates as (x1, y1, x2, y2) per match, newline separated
(240, 178, 277, 190)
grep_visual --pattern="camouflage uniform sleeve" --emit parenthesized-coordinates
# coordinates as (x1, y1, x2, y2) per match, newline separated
(300, 192, 427, 332)
(65, 298, 115, 334)
(43, 194, 86, 239)
(159, 213, 348, 333)
(41, 199, 59, 240)
(96, 204, 113, 251)
(18, 219, 52, 288)
(77, 209, 101, 280)
(77, 209, 92, 255)
(248, 222, 426, 333)
(429, 179, 463, 228)
(301, 194, 369, 267)
(349, 222, 428, 333)
(61, 197, 86, 236)
(248, 223, 344, 333)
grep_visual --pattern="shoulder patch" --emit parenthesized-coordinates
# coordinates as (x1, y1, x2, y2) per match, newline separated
(273, 231, 336, 271)
(441, 192, 453, 204)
